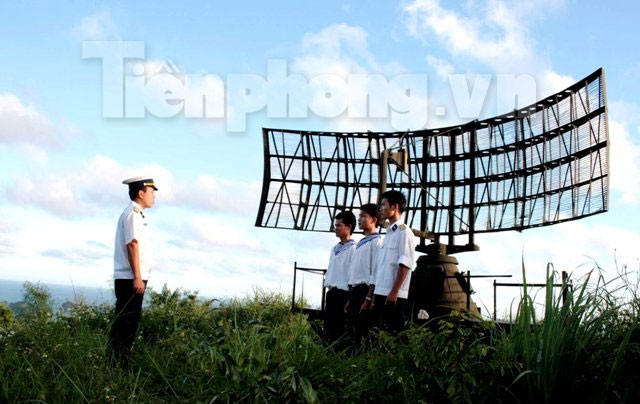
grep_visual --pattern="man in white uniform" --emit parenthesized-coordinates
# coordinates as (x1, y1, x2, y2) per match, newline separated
(107, 176, 157, 369)
(345, 203, 382, 347)
(323, 211, 356, 344)
(368, 190, 416, 335)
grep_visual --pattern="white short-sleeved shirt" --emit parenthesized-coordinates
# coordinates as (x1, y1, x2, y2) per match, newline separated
(114, 201, 153, 280)
(348, 233, 382, 287)
(373, 219, 416, 299)
(324, 239, 355, 291)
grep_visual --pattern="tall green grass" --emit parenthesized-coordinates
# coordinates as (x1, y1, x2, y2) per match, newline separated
(494, 262, 640, 402)
(1, 270, 639, 402)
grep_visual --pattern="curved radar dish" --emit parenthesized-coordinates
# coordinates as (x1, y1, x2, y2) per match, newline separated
(255, 68, 609, 254)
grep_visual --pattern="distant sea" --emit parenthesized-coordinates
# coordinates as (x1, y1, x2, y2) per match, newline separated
(0, 279, 112, 308)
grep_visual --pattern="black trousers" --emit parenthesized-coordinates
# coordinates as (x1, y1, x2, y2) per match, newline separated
(324, 287, 349, 343)
(346, 284, 370, 347)
(370, 294, 408, 336)
(107, 279, 147, 368)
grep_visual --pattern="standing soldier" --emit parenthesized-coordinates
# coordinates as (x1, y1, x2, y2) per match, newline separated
(323, 211, 356, 344)
(345, 203, 382, 348)
(107, 176, 157, 369)
(368, 190, 416, 335)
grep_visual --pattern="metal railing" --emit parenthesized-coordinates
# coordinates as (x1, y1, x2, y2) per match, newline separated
(291, 262, 326, 312)
(493, 271, 572, 320)
(290, 262, 573, 322)
(449, 272, 513, 314)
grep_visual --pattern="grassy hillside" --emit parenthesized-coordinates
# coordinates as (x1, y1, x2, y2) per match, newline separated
(1, 267, 639, 403)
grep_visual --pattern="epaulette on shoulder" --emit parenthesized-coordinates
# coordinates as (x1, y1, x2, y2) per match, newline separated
(133, 206, 142, 214)
(399, 224, 407, 231)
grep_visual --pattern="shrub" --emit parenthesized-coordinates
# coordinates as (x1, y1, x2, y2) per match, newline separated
(0, 303, 14, 328)
(1, 273, 639, 402)
(16, 282, 53, 323)
(494, 263, 640, 402)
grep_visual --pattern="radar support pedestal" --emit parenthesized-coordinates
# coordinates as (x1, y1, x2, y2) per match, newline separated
(409, 253, 480, 319)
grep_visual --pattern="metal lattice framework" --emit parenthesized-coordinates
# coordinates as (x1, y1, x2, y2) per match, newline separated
(256, 69, 609, 252)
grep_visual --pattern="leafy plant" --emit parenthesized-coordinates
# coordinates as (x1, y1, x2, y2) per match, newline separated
(1, 272, 639, 402)
(0, 302, 14, 328)
(495, 262, 640, 403)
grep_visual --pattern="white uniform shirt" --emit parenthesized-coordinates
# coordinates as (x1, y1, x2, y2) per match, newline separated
(114, 201, 153, 280)
(373, 219, 416, 299)
(348, 233, 382, 287)
(324, 239, 355, 291)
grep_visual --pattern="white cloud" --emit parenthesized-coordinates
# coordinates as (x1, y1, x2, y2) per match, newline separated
(288, 23, 431, 131)
(17, 144, 50, 165)
(402, 0, 567, 72)
(295, 24, 404, 78)
(536, 69, 575, 100)
(426, 55, 454, 78)
(73, 11, 118, 40)
(467, 218, 640, 318)
(41, 240, 112, 267)
(609, 100, 640, 128)
(0, 93, 56, 146)
(608, 119, 640, 205)
(148, 264, 291, 301)
(0, 197, 319, 297)
(151, 226, 333, 301)
(109, 58, 228, 122)
(4, 155, 137, 217)
(5, 176, 77, 216)
(167, 175, 261, 216)
(0, 217, 17, 255)
(3, 155, 261, 217)
(0, 209, 115, 286)
(606, 101, 640, 206)
(403, 0, 528, 68)
(401, 0, 575, 111)
(164, 215, 262, 252)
